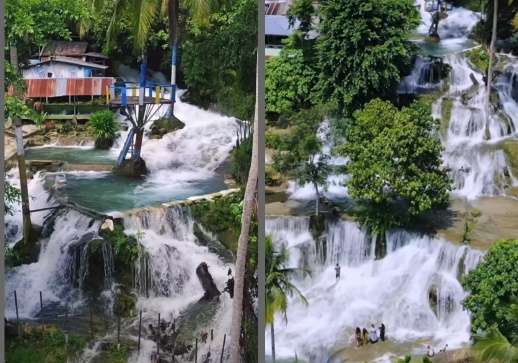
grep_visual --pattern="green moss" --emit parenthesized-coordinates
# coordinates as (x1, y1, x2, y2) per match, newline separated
(150, 116, 185, 139)
(89, 344, 131, 363)
(192, 190, 245, 253)
(440, 97, 454, 138)
(506, 186, 518, 198)
(465, 47, 489, 72)
(5, 331, 88, 363)
(502, 140, 518, 177)
(471, 208, 482, 218)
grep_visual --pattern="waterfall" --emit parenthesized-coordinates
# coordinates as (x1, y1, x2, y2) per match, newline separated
(4, 209, 101, 319)
(265, 217, 484, 362)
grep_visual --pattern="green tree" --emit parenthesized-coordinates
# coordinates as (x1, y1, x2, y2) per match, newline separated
(5, 0, 89, 62)
(315, 0, 420, 116)
(472, 302, 518, 363)
(336, 99, 450, 240)
(265, 236, 311, 363)
(270, 107, 332, 215)
(462, 239, 518, 334)
(265, 49, 318, 116)
(265, 0, 318, 117)
(181, 0, 257, 119)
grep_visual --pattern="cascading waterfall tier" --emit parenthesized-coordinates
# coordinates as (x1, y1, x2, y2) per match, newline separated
(119, 205, 234, 363)
(265, 217, 484, 362)
(4, 209, 102, 320)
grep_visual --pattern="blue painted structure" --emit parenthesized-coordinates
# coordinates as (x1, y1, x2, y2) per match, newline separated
(117, 127, 135, 166)
(165, 42, 179, 119)
(109, 58, 176, 166)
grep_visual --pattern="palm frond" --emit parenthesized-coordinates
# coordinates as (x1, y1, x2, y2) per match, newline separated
(473, 327, 518, 363)
(129, 0, 161, 52)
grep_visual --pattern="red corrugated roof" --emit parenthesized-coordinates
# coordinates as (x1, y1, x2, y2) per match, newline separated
(25, 78, 115, 98)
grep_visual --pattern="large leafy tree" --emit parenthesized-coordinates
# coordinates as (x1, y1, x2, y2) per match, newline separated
(270, 107, 332, 215)
(5, 0, 89, 62)
(181, 0, 257, 119)
(336, 99, 451, 236)
(265, 236, 311, 362)
(462, 239, 518, 334)
(315, 0, 420, 116)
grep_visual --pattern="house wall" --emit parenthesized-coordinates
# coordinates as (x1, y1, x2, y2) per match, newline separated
(22, 62, 94, 79)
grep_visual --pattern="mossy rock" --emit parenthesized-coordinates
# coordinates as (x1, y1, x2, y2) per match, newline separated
(113, 158, 148, 177)
(150, 116, 185, 139)
(502, 140, 518, 177)
(440, 97, 454, 139)
(465, 47, 489, 72)
(115, 287, 137, 318)
(94, 138, 114, 150)
(506, 186, 518, 198)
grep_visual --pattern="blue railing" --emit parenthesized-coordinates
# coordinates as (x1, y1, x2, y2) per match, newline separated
(107, 82, 176, 107)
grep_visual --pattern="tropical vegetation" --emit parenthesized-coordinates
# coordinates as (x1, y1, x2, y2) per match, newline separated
(87, 110, 120, 149)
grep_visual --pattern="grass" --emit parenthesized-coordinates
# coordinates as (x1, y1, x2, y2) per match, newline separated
(6, 331, 88, 363)
(440, 97, 454, 138)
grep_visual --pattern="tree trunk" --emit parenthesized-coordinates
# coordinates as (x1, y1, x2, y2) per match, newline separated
(485, 0, 498, 140)
(229, 55, 259, 363)
(10, 43, 34, 246)
(271, 323, 276, 363)
(166, 0, 180, 118)
(314, 184, 320, 216)
(134, 50, 148, 160)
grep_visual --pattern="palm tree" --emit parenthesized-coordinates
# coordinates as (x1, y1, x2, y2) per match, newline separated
(228, 54, 259, 363)
(266, 236, 311, 363)
(472, 303, 518, 363)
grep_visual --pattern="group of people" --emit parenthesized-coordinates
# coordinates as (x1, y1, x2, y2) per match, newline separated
(354, 324, 386, 348)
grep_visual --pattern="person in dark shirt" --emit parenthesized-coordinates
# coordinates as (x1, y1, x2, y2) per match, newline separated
(335, 263, 341, 281)
(379, 323, 386, 341)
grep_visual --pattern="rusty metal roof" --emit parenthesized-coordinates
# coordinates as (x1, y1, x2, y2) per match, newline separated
(28, 57, 109, 70)
(25, 77, 115, 98)
(84, 52, 110, 59)
(40, 41, 89, 57)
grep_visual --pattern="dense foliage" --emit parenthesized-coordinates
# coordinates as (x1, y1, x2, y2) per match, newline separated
(462, 239, 518, 334)
(269, 107, 332, 214)
(336, 99, 451, 232)
(315, 0, 420, 116)
(181, 0, 257, 120)
(5, 0, 89, 62)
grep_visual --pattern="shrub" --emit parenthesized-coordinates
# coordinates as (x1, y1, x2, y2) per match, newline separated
(87, 110, 119, 149)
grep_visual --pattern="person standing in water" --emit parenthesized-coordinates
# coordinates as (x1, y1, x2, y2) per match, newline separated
(362, 328, 369, 345)
(379, 323, 386, 341)
(335, 263, 341, 281)
(369, 324, 379, 344)
(427, 346, 435, 357)
(355, 327, 362, 348)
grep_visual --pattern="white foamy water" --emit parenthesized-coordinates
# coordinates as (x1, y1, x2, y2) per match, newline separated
(122, 207, 234, 363)
(5, 209, 100, 319)
(415, 0, 480, 39)
(4, 171, 57, 244)
(265, 217, 484, 362)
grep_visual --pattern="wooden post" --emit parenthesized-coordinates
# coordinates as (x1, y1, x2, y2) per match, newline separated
(64, 303, 69, 344)
(157, 313, 160, 357)
(132, 83, 137, 97)
(155, 86, 160, 104)
(137, 310, 142, 352)
(211, 329, 213, 341)
(220, 334, 226, 363)
(89, 306, 94, 342)
(171, 319, 176, 363)
(14, 291, 20, 339)
(10, 43, 33, 247)
(39, 291, 44, 331)
(105, 86, 109, 104)
(195, 338, 198, 363)
(117, 314, 121, 350)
